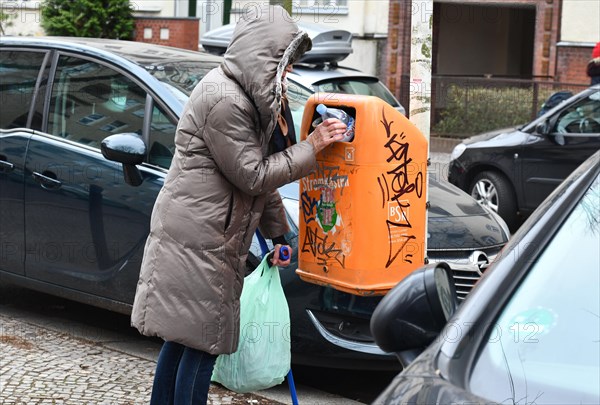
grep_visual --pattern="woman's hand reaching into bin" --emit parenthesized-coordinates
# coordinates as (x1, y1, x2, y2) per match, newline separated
(307, 118, 347, 153)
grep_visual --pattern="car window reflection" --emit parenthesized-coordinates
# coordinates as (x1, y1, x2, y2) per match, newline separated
(469, 174, 600, 404)
(314, 78, 399, 107)
(48, 56, 146, 149)
(0, 50, 46, 129)
(554, 92, 600, 135)
(148, 104, 177, 168)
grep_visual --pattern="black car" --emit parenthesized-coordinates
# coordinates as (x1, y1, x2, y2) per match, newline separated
(448, 85, 600, 230)
(371, 150, 600, 403)
(0, 36, 508, 370)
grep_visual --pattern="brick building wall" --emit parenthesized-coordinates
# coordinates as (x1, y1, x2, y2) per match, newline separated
(134, 18, 200, 51)
(385, 0, 413, 116)
(556, 45, 596, 85)
(534, 0, 561, 79)
(385, 0, 563, 113)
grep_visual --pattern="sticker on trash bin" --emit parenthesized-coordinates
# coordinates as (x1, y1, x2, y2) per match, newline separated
(317, 187, 339, 233)
(301, 164, 348, 235)
(345, 147, 355, 162)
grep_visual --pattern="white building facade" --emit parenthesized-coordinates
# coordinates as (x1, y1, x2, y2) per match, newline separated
(0, 0, 387, 75)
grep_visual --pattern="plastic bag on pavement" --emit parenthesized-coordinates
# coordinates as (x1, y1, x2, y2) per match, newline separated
(211, 254, 291, 393)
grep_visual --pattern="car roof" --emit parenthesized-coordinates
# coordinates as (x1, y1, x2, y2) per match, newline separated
(287, 64, 378, 90)
(0, 36, 222, 66)
(200, 20, 353, 64)
(3, 36, 400, 110)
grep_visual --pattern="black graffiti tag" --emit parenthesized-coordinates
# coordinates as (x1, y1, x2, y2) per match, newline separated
(301, 191, 318, 225)
(385, 133, 423, 201)
(385, 223, 416, 268)
(378, 106, 424, 267)
(301, 226, 345, 268)
(314, 163, 349, 196)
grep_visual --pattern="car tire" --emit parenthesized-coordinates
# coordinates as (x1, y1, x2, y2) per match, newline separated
(469, 171, 518, 230)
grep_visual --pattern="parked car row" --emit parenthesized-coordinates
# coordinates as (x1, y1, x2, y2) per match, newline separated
(2, 30, 598, 403)
(0, 35, 509, 370)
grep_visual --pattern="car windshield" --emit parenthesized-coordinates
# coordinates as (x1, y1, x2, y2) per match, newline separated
(286, 83, 315, 135)
(469, 174, 600, 404)
(313, 78, 399, 107)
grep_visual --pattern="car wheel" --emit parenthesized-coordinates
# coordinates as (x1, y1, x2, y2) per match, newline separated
(469, 171, 518, 230)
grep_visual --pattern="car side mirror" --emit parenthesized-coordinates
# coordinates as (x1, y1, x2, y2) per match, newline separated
(536, 118, 567, 145)
(536, 120, 550, 135)
(101, 133, 146, 187)
(370, 263, 458, 367)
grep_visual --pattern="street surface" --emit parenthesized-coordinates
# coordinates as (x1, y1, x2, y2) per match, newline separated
(0, 281, 379, 404)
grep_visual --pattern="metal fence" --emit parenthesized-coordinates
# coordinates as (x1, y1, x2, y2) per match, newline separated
(430, 76, 590, 138)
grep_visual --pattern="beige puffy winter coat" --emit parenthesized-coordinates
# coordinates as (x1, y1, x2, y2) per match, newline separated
(131, 5, 315, 354)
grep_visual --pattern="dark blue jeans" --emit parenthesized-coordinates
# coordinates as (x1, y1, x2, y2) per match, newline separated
(150, 341, 218, 405)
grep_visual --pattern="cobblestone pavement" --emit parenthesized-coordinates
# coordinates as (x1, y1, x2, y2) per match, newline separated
(0, 314, 281, 404)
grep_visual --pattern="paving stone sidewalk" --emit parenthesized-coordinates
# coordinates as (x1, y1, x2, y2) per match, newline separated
(0, 314, 280, 404)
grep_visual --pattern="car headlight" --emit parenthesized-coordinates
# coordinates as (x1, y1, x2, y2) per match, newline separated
(485, 206, 511, 239)
(450, 143, 466, 161)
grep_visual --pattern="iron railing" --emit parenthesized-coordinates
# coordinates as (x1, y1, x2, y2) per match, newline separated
(429, 76, 590, 138)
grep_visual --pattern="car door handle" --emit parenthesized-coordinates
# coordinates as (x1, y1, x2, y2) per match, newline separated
(32, 171, 62, 190)
(0, 159, 14, 173)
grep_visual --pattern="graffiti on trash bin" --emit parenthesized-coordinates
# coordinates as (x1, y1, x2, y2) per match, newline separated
(377, 108, 424, 268)
(301, 226, 346, 268)
(300, 162, 349, 267)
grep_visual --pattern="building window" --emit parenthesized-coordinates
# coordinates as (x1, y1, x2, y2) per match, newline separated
(160, 28, 169, 40)
(298, 0, 347, 6)
(143, 28, 153, 39)
(294, 0, 348, 15)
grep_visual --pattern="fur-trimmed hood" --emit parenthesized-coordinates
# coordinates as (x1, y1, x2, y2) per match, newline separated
(223, 5, 312, 136)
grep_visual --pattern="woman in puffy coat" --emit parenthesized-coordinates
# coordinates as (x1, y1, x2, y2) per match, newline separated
(130, 5, 347, 404)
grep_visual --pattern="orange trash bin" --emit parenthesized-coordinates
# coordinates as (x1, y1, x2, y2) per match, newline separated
(297, 93, 429, 296)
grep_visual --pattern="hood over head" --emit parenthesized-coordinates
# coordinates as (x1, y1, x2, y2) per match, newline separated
(223, 5, 312, 136)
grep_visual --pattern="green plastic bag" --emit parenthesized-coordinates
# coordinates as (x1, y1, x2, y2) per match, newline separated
(211, 254, 291, 393)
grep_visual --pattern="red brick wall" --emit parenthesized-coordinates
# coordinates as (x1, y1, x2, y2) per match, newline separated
(556, 45, 595, 85)
(385, 0, 413, 114)
(385, 0, 563, 106)
(134, 18, 199, 51)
